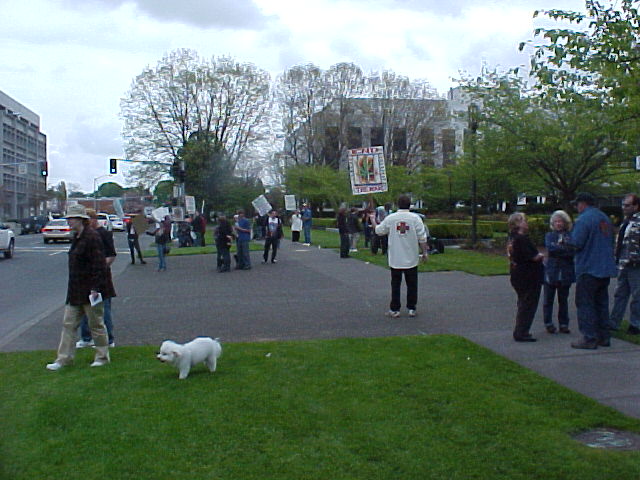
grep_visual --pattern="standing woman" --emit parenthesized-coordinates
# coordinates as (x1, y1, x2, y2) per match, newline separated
(151, 215, 172, 271)
(290, 210, 302, 243)
(215, 214, 234, 272)
(508, 212, 545, 342)
(337, 207, 350, 258)
(543, 210, 575, 334)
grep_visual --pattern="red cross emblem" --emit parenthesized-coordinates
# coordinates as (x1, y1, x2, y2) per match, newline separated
(396, 222, 410, 234)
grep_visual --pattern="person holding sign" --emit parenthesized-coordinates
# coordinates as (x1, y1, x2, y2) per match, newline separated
(370, 195, 428, 318)
(263, 209, 283, 264)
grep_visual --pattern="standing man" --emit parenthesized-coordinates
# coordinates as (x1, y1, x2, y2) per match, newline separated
(192, 212, 205, 247)
(46, 204, 110, 370)
(569, 192, 618, 349)
(76, 209, 117, 348)
(370, 195, 428, 318)
(126, 212, 146, 264)
(263, 209, 283, 264)
(610, 194, 640, 334)
(234, 209, 252, 270)
(301, 203, 312, 246)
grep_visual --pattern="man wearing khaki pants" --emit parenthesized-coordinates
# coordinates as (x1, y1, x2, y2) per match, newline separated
(46, 204, 111, 370)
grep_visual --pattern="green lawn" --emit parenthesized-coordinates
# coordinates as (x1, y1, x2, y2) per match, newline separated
(2, 336, 639, 480)
(612, 320, 640, 346)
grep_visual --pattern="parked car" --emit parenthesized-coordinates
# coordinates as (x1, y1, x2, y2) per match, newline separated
(97, 213, 112, 231)
(108, 214, 124, 231)
(0, 222, 15, 258)
(42, 219, 74, 243)
(20, 215, 48, 234)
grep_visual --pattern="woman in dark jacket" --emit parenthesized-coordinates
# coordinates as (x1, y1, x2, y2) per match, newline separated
(215, 214, 234, 272)
(337, 207, 350, 258)
(543, 210, 575, 334)
(508, 212, 544, 342)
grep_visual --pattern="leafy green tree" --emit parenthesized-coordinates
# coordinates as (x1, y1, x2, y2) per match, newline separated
(95, 182, 124, 198)
(154, 180, 174, 205)
(285, 165, 352, 211)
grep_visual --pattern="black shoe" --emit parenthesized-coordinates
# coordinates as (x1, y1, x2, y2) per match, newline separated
(514, 336, 537, 342)
(571, 338, 598, 349)
(546, 325, 557, 334)
(140, 260, 146, 264)
(627, 325, 640, 335)
(559, 326, 571, 334)
(131, 260, 135, 264)
(597, 338, 611, 347)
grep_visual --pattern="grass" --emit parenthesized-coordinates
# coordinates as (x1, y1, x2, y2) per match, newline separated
(612, 320, 640, 345)
(2, 336, 640, 480)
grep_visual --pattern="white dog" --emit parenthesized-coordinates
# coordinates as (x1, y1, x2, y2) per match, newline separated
(157, 337, 222, 379)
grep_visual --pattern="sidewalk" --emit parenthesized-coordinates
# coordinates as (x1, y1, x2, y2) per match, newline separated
(5, 239, 640, 419)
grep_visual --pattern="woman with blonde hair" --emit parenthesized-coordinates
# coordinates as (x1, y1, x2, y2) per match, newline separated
(508, 212, 545, 342)
(543, 210, 575, 334)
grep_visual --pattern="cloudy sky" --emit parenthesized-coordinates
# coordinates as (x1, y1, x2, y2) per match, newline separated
(1, 0, 586, 193)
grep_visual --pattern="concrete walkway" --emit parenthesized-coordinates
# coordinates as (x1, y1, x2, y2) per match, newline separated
(4, 239, 640, 419)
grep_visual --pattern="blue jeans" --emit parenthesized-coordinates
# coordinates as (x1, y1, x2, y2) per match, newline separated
(575, 274, 610, 341)
(236, 239, 251, 269)
(610, 266, 640, 329)
(303, 223, 311, 244)
(80, 297, 113, 343)
(156, 243, 166, 270)
(543, 283, 571, 327)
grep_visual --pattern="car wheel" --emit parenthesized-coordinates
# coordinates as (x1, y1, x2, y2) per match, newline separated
(4, 239, 14, 258)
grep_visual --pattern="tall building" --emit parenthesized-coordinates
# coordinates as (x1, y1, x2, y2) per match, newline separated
(0, 90, 47, 219)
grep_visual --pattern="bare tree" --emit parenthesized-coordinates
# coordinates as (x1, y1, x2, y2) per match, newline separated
(121, 49, 271, 185)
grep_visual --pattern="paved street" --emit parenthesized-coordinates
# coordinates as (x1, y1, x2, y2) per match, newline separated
(3, 238, 640, 419)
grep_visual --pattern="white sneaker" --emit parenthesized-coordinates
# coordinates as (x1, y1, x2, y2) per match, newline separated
(90, 359, 109, 367)
(46, 362, 64, 371)
(109, 342, 115, 348)
(386, 310, 400, 318)
(408, 309, 417, 317)
(302, 243, 311, 246)
(76, 339, 94, 348)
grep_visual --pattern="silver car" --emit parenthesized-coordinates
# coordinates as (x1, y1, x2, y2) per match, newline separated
(97, 213, 112, 231)
(108, 214, 124, 231)
(42, 219, 74, 243)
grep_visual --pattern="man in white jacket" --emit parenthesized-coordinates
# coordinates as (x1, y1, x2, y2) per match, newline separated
(370, 195, 429, 318)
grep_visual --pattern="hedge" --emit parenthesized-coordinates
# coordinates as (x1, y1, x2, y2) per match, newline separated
(427, 222, 494, 239)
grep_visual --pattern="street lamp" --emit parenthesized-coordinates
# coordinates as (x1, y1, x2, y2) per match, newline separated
(93, 174, 113, 211)
(468, 104, 479, 245)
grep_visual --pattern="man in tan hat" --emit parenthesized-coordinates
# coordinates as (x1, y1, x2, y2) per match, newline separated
(46, 204, 111, 370)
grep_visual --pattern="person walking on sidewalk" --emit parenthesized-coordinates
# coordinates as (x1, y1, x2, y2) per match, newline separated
(370, 195, 428, 318)
(149, 215, 172, 272)
(126, 213, 146, 264)
(569, 192, 617, 349)
(263, 209, 283, 264)
(543, 210, 575, 335)
(46, 204, 110, 371)
(76, 209, 117, 348)
(610, 194, 640, 335)
(508, 212, 545, 342)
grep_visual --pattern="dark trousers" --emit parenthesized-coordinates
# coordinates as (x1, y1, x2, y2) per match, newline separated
(390, 266, 418, 311)
(217, 246, 230, 271)
(372, 235, 388, 255)
(292, 230, 300, 242)
(575, 274, 611, 342)
(543, 283, 571, 327)
(127, 235, 144, 263)
(339, 233, 350, 258)
(263, 237, 279, 262)
(513, 284, 542, 339)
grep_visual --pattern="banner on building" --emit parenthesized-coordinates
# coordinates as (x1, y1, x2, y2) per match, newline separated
(284, 195, 297, 211)
(252, 194, 272, 216)
(347, 146, 388, 195)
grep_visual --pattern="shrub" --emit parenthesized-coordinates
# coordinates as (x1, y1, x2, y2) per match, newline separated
(312, 218, 337, 229)
(427, 222, 493, 239)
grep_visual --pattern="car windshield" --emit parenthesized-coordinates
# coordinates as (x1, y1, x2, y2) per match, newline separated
(47, 220, 68, 227)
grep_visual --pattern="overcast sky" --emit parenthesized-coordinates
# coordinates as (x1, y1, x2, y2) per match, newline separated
(1, 0, 586, 193)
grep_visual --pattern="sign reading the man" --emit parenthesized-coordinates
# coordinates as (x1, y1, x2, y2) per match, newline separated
(347, 146, 388, 195)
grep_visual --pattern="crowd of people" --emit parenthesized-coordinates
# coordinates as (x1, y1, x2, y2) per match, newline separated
(508, 192, 637, 349)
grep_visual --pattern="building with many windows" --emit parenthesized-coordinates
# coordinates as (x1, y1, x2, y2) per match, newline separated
(0, 90, 48, 219)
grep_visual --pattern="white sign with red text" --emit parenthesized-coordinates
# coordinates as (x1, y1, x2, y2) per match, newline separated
(347, 146, 388, 195)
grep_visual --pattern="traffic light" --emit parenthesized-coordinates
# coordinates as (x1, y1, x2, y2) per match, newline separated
(40, 161, 48, 177)
(109, 158, 118, 174)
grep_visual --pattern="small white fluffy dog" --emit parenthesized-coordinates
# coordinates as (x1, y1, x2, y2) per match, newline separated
(157, 337, 222, 379)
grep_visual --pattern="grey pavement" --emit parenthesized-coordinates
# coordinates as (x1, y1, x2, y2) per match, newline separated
(4, 239, 640, 419)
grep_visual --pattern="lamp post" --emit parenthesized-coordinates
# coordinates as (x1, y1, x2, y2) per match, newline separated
(93, 174, 113, 211)
(468, 104, 479, 245)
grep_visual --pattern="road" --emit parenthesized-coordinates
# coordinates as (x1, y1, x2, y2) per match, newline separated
(0, 230, 149, 346)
